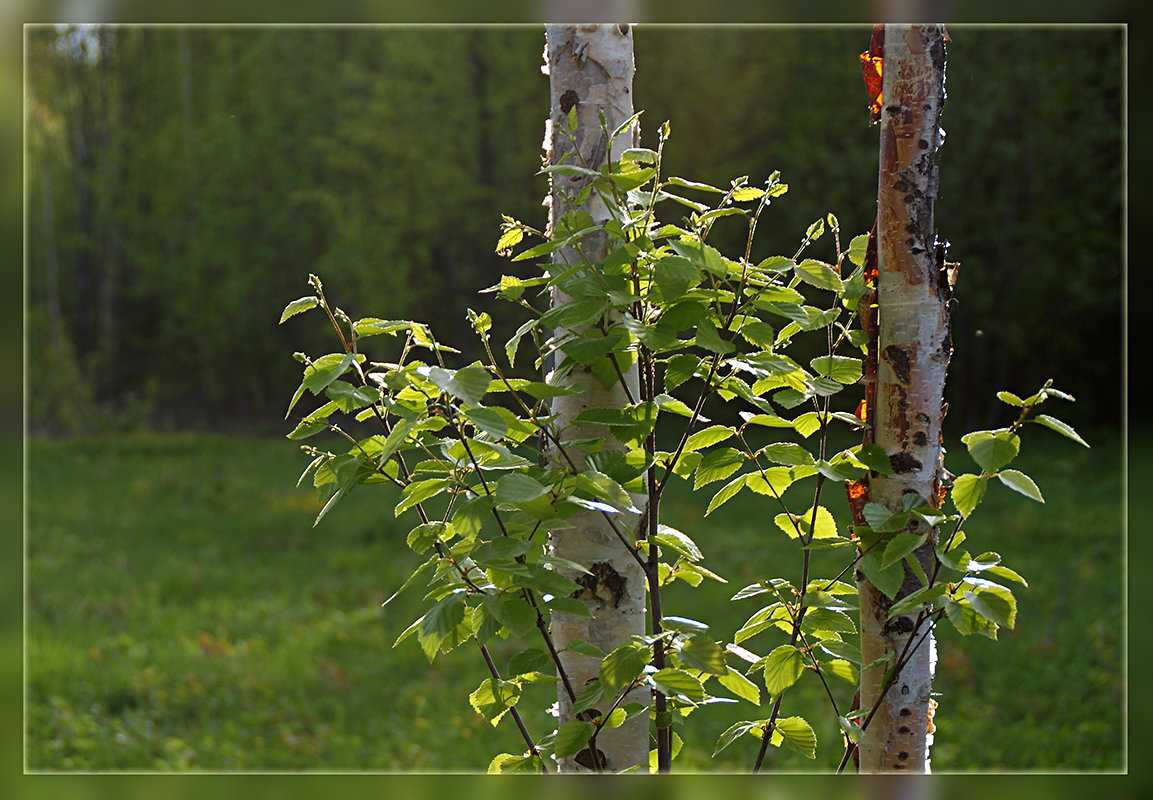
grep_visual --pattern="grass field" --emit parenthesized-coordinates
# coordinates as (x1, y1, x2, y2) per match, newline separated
(24, 427, 1125, 772)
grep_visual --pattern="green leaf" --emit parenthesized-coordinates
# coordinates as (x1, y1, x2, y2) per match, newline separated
(792, 412, 823, 438)
(419, 591, 466, 643)
(395, 477, 451, 517)
(1034, 414, 1089, 447)
(759, 443, 815, 467)
(653, 525, 703, 561)
(810, 355, 862, 384)
(706, 473, 748, 515)
(666, 176, 725, 194)
(653, 255, 699, 300)
(818, 638, 862, 666)
(694, 319, 735, 354)
(303, 352, 361, 395)
(495, 472, 550, 504)
(427, 365, 491, 405)
(406, 521, 448, 554)
(961, 429, 1020, 472)
(795, 259, 843, 292)
(469, 678, 521, 726)
(279, 295, 318, 324)
(678, 636, 728, 676)
(757, 645, 805, 696)
(509, 648, 552, 677)
(997, 390, 1024, 406)
(881, 532, 929, 569)
(847, 233, 869, 267)
(487, 753, 539, 774)
(997, 469, 1044, 502)
(573, 470, 640, 514)
(888, 583, 947, 619)
(564, 639, 606, 659)
(951, 473, 988, 517)
(650, 668, 706, 703)
(860, 549, 905, 600)
(554, 719, 596, 759)
(683, 425, 735, 453)
(504, 318, 538, 367)
(713, 720, 764, 756)
(774, 716, 817, 759)
(599, 641, 651, 692)
(286, 418, 328, 440)
(738, 320, 776, 348)
(732, 186, 766, 201)
(962, 577, 1018, 629)
(540, 298, 609, 330)
(854, 444, 893, 475)
(664, 353, 701, 390)
(695, 447, 745, 489)
(495, 224, 525, 254)
(325, 381, 378, 413)
(484, 594, 538, 638)
(944, 595, 996, 638)
(746, 465, 813, 498)
(773, 506, 838, 540)
(868, 502, 914, 534)
(718, 667, 761, 705)
(462, 406, 509, 439)
(353, 318, 424, 339)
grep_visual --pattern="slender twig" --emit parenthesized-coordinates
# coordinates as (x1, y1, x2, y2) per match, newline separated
(479, 643, 546, 773)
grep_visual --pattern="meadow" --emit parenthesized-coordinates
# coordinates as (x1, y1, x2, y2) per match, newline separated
(24, 428, 1124, 772)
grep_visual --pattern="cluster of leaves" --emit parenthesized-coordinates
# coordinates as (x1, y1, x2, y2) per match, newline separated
(279, 116, 1084, 772)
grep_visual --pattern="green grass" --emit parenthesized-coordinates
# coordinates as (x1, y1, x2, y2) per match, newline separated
(24, 429, 1124, 772)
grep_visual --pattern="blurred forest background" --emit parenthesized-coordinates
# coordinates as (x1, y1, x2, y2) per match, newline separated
(24, 24, 1123, 440)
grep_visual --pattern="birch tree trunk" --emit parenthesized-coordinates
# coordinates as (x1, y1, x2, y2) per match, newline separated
(856, 23, 952, 773)
(542, 23, 648, 773)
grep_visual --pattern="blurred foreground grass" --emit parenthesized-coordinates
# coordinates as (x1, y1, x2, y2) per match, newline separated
(24, 428, 1124, 773)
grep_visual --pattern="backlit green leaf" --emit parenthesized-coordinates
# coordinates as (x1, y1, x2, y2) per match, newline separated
(650, 668, 706, 702)
(279, 296, 318, 324)
(961, 429, 1020, 472)
(468, 678, 521, 726)
(774, 716, 817, 758)
(757, 645, 805, 696)
(718, 667, 761, 705)
(951, 473, 988, 517)
(997, 469, 1044, 502)
(599, 641, 651, 692)
(1034, 414, 1089, 447)
(795, 259, 843, 292)
(706, 473, 748, 515)
(554, 719, 596, 759)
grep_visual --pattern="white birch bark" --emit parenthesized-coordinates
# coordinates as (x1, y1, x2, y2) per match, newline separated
(857, 23, 951, 774)
(542, 23, 648, 773)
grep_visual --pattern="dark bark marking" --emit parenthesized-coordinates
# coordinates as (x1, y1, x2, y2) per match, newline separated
(575, 561, 628, 610)
(884, 615, 916, 637)
(913, 431, 928, 447)
(884, 344, 911, 385)
(559, 89, 579, 114)
(575, 746, 607, 770)
(889, 451, 922, 474)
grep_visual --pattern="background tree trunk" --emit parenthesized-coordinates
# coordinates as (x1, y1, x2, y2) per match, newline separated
(856, 23, 952, 774)
(542, 23, 648, 773)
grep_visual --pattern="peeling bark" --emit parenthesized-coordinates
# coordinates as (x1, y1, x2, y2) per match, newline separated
(856, 24, 953, 774)
(542, 24, 648, 773)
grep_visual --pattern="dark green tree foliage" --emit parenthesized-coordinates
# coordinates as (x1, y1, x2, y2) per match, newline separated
(25, 26, 1121, 434)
